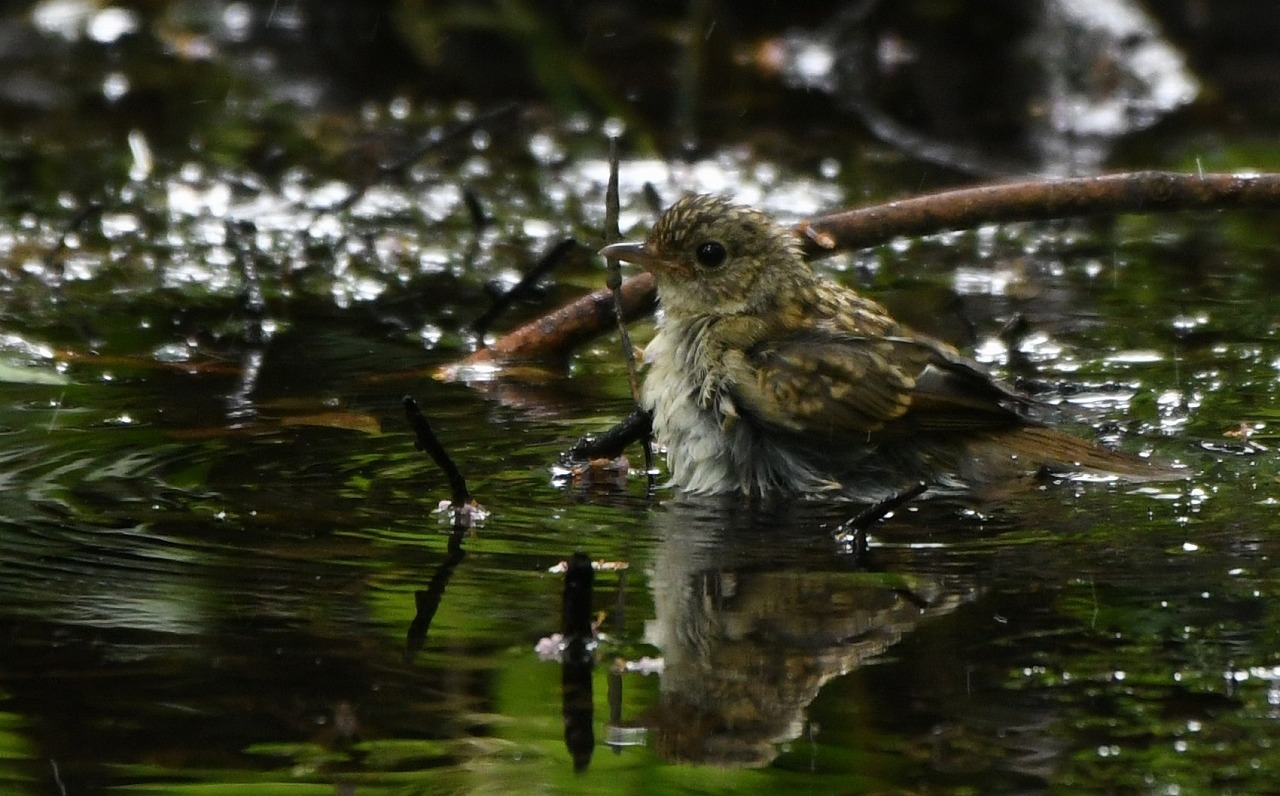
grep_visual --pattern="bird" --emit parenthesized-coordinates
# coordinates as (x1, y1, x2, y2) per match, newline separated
(599, 193, 1180, 501)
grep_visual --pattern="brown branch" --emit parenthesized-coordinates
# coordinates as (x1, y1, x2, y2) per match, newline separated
(440, 170, 1280, 377)
(797, 170, 1280, 257)
(472, 237, 581, 342)
(436, 272, 657, 380)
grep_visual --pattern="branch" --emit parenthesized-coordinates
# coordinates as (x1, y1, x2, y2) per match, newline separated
(798, 170, 1280, 256)
(563, 408, 653, 462)
(437, 272, 657, 380)
(440, 170, 1280, 376)
(472, 237, 581, 342)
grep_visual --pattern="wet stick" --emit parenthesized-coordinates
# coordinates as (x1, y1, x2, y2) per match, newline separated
(402, 397, 480, 658)
(403, 396, 484, 525)
(603, 136, 655, 481)
(564, 408, 653, 463)
(832, 482, 929, 557)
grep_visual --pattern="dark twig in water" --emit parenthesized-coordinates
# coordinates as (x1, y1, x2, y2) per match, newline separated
(472, 238, 580, 343)
(402, 396, 480, 660)
(403, 395, 473, 508)
(44, 200, 104, 273)
(561, 550, 596, 772)
(604, 137, 655, 481)
(329, 102, 520, 213)
(462, 187, 492, 230)
(405, 524, 467, 661)
(225, 220, 269, 345)
(564, 408, 653, 463)
(833, 482, 929, 555)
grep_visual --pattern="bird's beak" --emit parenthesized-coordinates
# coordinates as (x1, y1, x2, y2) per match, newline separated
(599, 241, 665, 271)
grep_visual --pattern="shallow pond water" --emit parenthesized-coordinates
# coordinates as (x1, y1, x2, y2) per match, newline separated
(4, 2, 1280, 794)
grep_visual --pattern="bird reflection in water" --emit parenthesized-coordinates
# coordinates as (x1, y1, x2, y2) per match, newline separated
(559, 498, 974, 769)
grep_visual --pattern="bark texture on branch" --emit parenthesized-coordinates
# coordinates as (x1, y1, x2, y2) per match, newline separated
(797, 171, 1280, 256)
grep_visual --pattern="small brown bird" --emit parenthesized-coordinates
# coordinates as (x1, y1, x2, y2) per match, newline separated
(600, 194, 1178, 500)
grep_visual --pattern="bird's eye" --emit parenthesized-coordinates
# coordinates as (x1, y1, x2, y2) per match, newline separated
(695, 241, 727, 269)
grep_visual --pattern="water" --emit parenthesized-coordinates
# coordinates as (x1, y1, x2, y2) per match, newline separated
(4, 220, 1279, 793)
(4, 2, 1280, 793)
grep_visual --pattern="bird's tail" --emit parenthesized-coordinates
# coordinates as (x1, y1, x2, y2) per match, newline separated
(969, 425, 1187, 482)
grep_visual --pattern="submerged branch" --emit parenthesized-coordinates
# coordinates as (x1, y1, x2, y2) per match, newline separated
(832, 481, 929, 557)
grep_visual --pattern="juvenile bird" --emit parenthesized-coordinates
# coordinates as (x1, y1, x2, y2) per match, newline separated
(600, 194, 1176, 501)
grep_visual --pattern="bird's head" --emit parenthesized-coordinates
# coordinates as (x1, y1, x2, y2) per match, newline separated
(601, 194, 812, 319)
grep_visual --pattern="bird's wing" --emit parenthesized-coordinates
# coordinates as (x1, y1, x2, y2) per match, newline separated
(727, 332, 1027, 438)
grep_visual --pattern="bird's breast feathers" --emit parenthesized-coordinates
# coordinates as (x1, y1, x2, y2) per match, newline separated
(642, 317, 848, 495)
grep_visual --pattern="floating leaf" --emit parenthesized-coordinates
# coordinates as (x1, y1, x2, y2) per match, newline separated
(280, 412, 381, 435)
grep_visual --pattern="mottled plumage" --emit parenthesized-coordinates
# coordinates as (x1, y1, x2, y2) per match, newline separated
(601, 194, 1175, 500)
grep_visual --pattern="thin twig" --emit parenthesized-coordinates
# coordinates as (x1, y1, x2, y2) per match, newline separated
(402, 396, 477, 660)
(462, 187, 491, 229)
(328, 102, 521, 214)
(603, 137, 655, 481)
(605, 140, 642, 401)
(472, 238, 581, 342)
(225, 220, 268, 345)
(44, 200, 104, 273)
(403, 395, 472, 507)
(833, 481, 929, 555)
